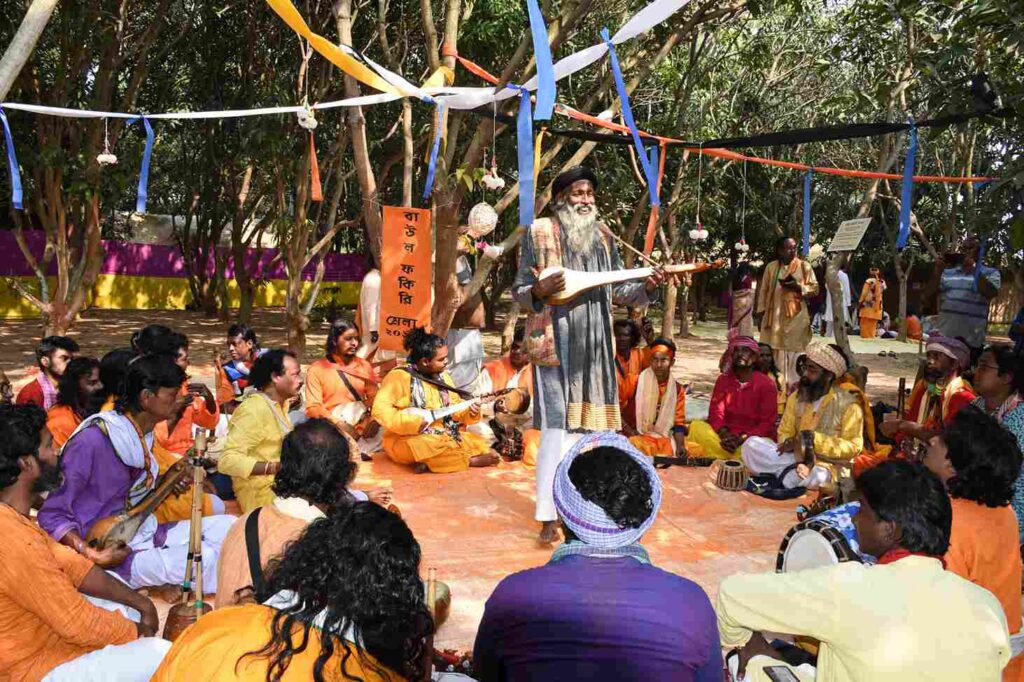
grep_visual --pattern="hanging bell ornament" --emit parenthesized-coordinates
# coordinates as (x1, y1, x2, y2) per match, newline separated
(97, 152, 118, 166)
(689, 229, 699, 240)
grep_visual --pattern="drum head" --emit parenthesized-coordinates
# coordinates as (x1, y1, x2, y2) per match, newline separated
(776, 521, 862, 573)
(498, 388, 530, 415)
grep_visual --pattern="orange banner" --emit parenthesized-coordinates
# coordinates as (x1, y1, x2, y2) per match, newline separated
(380, 206, 433, 352)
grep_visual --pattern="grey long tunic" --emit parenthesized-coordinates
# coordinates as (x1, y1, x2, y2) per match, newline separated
(513, 222, 650, 432)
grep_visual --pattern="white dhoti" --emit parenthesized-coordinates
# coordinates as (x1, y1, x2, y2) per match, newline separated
(44, 581, 170, 682)
(126, 514, 236, 591)
(534, 428, 584, 521)
(741, 436, 832, 490)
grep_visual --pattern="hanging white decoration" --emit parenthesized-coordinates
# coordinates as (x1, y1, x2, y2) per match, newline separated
(734, 238, 750, 253)
(96, 118, 118, 166)
(467, 202, 499, 238)
(296, 103, 318, 130)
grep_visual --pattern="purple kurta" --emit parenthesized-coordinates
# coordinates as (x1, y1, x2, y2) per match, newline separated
(38, 425, 162, 581)
(473, 555, 723, 681)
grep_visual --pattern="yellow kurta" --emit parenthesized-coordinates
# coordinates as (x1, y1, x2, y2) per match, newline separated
(756, 258, 818, 352)
(152, 604, 404, 681)
(778, 388, 863, 481)
(716, 556, 1010, 681)
(218, 393, 292, 512)
(372, 369, 490, 473)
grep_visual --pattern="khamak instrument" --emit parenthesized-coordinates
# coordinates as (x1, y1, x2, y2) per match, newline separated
(163, 430, 213, 641)
(537, 260, 725, 306)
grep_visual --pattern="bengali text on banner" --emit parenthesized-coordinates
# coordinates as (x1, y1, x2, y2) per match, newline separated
(379, 206, 433, 351)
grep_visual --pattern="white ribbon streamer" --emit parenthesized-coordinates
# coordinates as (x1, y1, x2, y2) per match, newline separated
(0, 0, 692, 119)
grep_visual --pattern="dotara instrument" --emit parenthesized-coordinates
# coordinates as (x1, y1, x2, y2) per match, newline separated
(538, 260, 725, 306)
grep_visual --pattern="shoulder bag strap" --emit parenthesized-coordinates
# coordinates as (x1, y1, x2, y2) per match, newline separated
(245, 507, 266, 596)
(336, 369, 364, 404)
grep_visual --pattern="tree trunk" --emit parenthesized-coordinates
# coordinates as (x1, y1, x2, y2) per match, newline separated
(661, 276, 678, 339)
(678, 277, 691, 337)
(334, 0, 383, 265)
(0, 0, 61, 99)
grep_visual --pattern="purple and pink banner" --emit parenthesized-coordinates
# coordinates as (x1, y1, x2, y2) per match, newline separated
(0, 230, 366, 283)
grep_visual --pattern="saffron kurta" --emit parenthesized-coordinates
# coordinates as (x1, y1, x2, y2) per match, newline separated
(304, 356, 378, 426)
(858, 277, 885, 338)
(372, 368, 490, 473)
(47, 404, 83, 450)
(152, 391, 221, 522)
(615, 347, 650, 431)
(0, 504, 137, 682)
(151, 605, 404, 681)
(218, 393, 293, 513)
(481, 357, 541, 466)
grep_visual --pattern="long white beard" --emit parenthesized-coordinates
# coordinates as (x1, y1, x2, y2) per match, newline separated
(556, 203, 600, 253)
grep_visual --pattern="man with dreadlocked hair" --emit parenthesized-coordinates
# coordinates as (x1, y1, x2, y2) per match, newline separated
(514, 166, 664, 543)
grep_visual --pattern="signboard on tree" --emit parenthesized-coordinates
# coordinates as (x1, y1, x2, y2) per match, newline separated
(827, 218, 872, 253)
(379, 206, 433, 351)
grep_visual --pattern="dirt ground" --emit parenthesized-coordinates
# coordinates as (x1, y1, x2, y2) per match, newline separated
(1, 307, 941, 403)
(0, 307, 1007, 651)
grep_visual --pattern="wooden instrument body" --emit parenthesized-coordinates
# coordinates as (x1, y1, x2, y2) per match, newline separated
(494, 388, 530, 415)
(713, 460, 749, 492)
(401, 387, 520, 427)
(538, 260, 724, 306)
(163, 602, 212, 642)
(86, 458, 193, 549)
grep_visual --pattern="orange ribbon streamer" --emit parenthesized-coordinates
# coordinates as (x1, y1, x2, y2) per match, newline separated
(309, 132, 323, 202)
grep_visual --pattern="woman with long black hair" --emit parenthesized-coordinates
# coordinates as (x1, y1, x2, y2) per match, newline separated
(153, 503, 432, 681)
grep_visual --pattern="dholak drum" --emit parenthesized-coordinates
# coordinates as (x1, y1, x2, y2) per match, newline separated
(777, 502, 872, 573)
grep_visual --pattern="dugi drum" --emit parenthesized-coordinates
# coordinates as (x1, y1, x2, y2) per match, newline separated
(776, 502, 874, 573)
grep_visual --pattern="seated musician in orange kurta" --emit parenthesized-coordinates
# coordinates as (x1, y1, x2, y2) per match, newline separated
(149, 331, 227, 522)
(625, 338, 686, 457)
(305, 318, 382, 459)
(614, 319, 651, 431)
(479, 328, 541, 466)
(47, 356, 104, 450)
(372, 328, 499, 473)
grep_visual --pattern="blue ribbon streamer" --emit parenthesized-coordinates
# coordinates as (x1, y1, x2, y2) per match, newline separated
(526, 0, 555, 120)
(422, 102, 446, 200)
(802, 169, 812, 256)
(516, 90, 535, 226)
(0, 108, 24, 210)
(128, 115, 155, 213)
(896, 122, 917, 250)
(602, 28, 658, 207)
(973, 237, 986, 292)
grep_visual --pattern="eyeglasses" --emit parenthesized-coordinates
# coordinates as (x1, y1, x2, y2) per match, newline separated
(975, 363, 999, 372)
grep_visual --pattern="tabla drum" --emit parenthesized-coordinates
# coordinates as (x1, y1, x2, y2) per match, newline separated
(777, 502, 871, 573)
(713, 460, 749, 492)
(495, 388, 530, 415)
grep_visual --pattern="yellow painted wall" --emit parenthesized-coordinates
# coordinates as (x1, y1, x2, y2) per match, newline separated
(0, 275, 360, 320)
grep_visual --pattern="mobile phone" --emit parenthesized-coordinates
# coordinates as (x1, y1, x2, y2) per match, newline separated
(764, 666, 801, 682)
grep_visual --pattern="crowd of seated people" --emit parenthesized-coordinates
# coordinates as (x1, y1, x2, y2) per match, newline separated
(2, 314, 1024, 681)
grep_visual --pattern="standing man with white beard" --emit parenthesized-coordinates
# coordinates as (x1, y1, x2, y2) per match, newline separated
(513, 166, 663, 544)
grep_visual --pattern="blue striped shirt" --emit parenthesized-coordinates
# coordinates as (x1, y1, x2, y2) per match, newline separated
(937, 265, 1000, 347)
